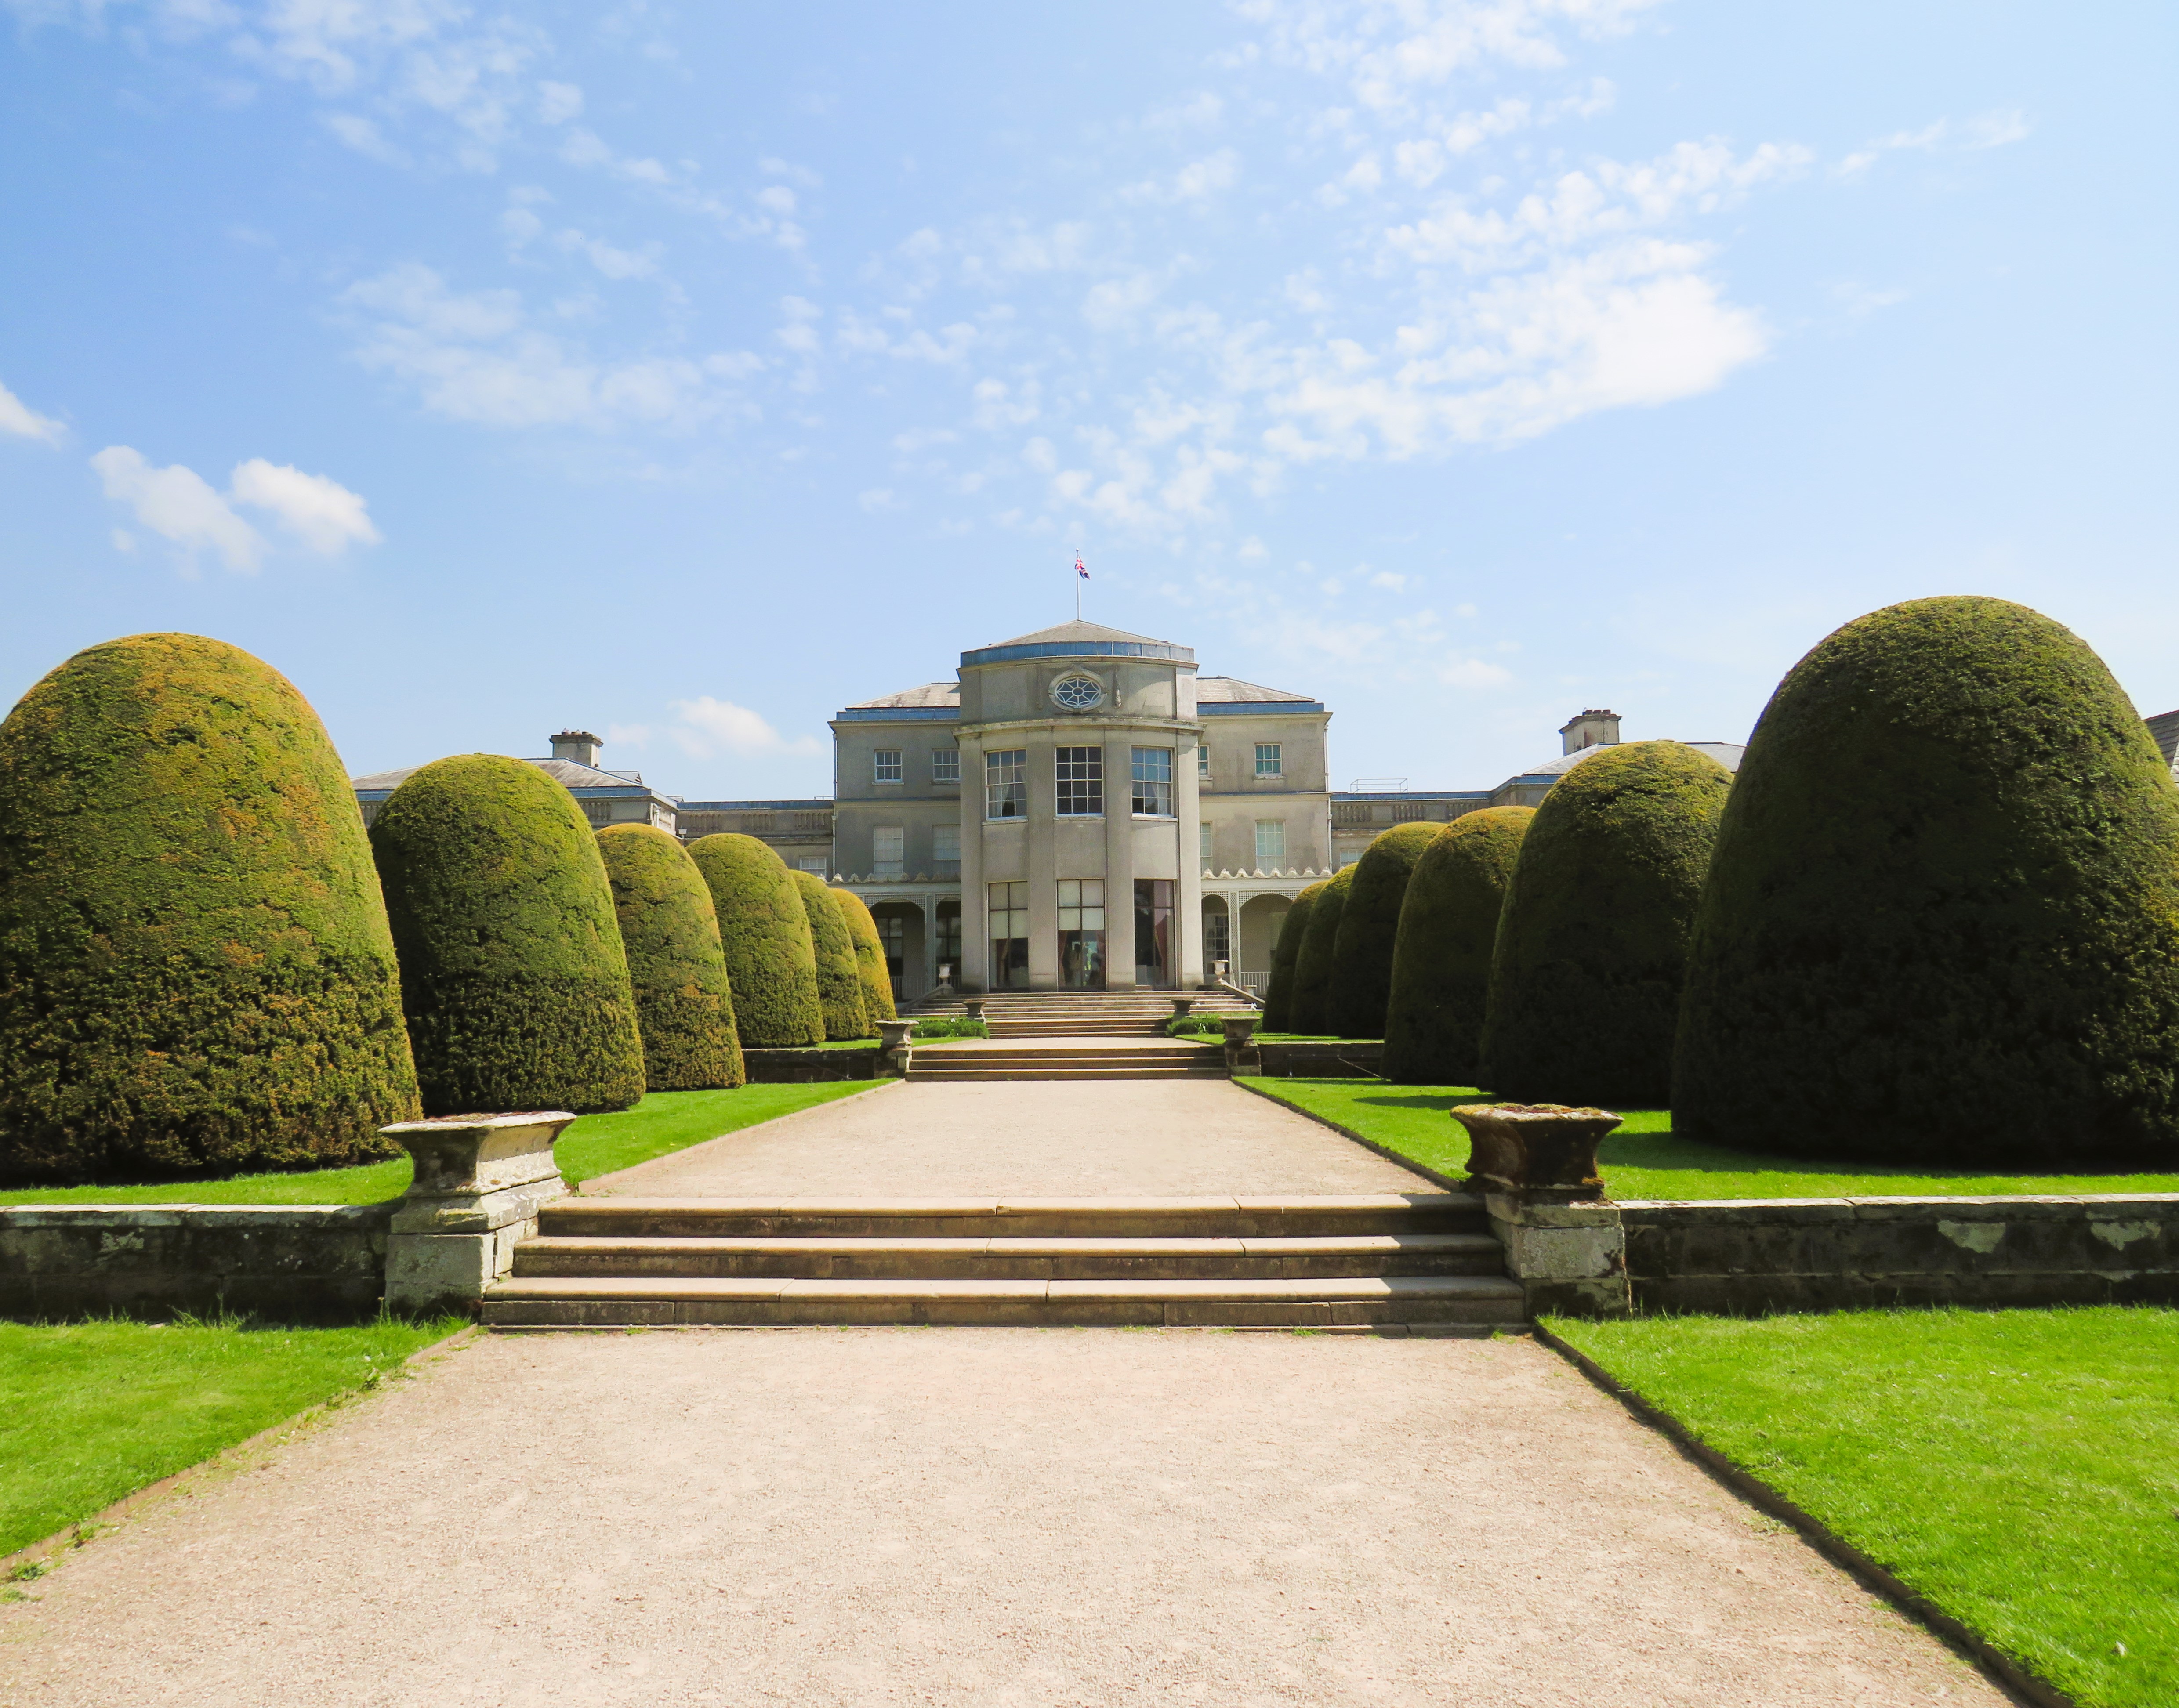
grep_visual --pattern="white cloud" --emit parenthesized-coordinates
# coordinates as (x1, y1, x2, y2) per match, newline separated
(1119, 148, 1241, 205)
(90, 446, 265, 572)
(90, 445, 382, 571)
(339, 264, 745, 430)
(668, 695, 823, 758)
(857, 487, 896, 511)
(1838, 109, 2030, 177)
(0, 378, 63, 443)
(536, 79, 583, 123)
(228, 457, 381, 552)
(1439, 657, 1514, 688)
(1369, 569, 1408, 590)
(321, 111, 410, 165)
(555, 227, 663, 279)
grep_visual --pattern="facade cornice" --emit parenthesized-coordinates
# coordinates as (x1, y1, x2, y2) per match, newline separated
(953, 714, 1204, 741)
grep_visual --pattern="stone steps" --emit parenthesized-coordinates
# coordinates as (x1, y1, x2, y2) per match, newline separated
(513, 1232, 1506, 1281)
(906, 1044, 1226, 1081)
(485, 1195, 1523, 1329)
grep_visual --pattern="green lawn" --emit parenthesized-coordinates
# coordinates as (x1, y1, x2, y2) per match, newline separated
(1549, 1308, 2179, 1708)
(0, 1081, 884, 1207)
(1243, 1078, 2179, 1198)
(0, 1313, 464, 1561)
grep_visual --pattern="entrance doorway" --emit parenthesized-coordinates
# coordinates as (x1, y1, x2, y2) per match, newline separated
(1058, 879, 1106, 988)
(988, 881, 1030, 990)
(1134, 879, 1174, 988)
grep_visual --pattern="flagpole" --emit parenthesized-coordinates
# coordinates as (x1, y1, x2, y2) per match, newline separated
(1075, 548, 1082, 621)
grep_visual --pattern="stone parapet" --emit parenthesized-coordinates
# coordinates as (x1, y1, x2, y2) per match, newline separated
(383, 1112, 574, 1316)
(1251, 1041, 1383, 1078)
(743, 1046, 881, 1083)
(0, 1203, 392, 1318)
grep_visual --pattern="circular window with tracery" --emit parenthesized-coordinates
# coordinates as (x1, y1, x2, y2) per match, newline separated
(1050, 673, 1105, 712)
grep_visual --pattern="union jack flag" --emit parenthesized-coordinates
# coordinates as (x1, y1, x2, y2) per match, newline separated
(1075, 553, 1089, 579)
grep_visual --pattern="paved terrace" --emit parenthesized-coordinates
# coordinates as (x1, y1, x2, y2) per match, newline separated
(581, 1078, 1429, 1198)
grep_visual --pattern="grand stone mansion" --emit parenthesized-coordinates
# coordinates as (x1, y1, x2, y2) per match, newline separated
(352, 619, 1748, 1002)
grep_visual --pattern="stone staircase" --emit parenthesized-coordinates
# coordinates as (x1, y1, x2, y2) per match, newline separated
(906, 1042, 1227, 1083)
(914, 990, 1258, 1039)
(484, 1193, 1528, 1330)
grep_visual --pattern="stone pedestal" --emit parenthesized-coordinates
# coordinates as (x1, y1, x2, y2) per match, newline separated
(1219, 1013, 1260, 1075)
(383, 1112, 574, 1315)
(1171, 995, 1194, 1020)
(877, 1019, 915, 1078)
(1448, 1102, 1631, 1318)
(963, 997, 985, 1020)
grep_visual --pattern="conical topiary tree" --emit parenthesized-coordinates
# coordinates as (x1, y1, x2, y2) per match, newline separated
(1675, 596, 2179, 1168)
(1380, 807, 1534, 1086)
(792, 868, 871, 1040)
(830, 887, 898, 1024)
(685, 834, 825, 1048)
(1481, 742, 1731, 1107)
(1326, 822, 1440, 1039)
(1286, 864, 1356, 1036)
(597, 824, 746, 1091)
(0, 633, 419, 1183)
(1259, 883, 1322, 1031)
(371, 754, 645, 1115)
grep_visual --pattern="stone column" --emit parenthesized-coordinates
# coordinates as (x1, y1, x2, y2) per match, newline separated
(1027, 734, 1060, 989)
(383, 1112, 574, 1316)
(1103, 734, 1137, 988)
(1176, 731, 1205, 988)
(956, 735, 986, 992)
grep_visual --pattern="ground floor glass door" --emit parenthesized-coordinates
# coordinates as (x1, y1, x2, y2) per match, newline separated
(988, 881, 1030, 990)
(1058, 879, 1106, 988)
(1134, 879, 1174, 988)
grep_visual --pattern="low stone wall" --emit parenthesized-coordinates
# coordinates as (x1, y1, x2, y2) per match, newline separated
(1250, 1042, 1384, 1079)
(0, 1203, 393, 1319)
(1487, 1192, 2179, 1317)
(743, 1047, 880, 1083)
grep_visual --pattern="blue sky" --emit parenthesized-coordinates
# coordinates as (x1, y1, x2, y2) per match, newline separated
(2, 1, 2172, 799)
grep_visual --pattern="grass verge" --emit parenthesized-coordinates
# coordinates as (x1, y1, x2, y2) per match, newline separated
(0, 1312, 465, 1562)
(0, 1081, 885, 1207)
(1548, 1307, 2179, 1708)
(1242, 1078, 2179, 1199)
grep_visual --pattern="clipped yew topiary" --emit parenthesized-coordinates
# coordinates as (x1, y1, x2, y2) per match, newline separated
(686, 834, 824, 1048)
(597, 824, 746, 1091)
(1675, 596, 2179, 1168)
(792, 869, 871, 1040)
(1326, 822, 1441, 1039)
(0, 633, 420, 1183)
(831, 887, 898, 1024)
(1286, 865, 1356, 1036)
(1259, 883, 1322, 1031)
(1380, 807, 1534, 1086)
(371, 754, 645, 1116)
(1481, 742, 1731, 1107)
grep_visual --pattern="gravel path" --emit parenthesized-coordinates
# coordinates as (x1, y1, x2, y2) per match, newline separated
(0, 1328, 2001, 1707)
(582, 1079, 1434, 1198)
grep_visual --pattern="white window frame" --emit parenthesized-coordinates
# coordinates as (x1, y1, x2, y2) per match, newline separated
(871, 826, 905, 878)
(1197, 745, 1210, 778)
(1199, 821, 1212, 862)
(874, 749, 903, 785)
(1055, 745, 1104, 817)
(931, 746, 960, 785)
(1131, 746, 1174, 818)
(986, 749, 1028, 820)
(1254, 743, 1283, 779)
(932, 823, 961, 865)
(1254, 819, 1286, 869)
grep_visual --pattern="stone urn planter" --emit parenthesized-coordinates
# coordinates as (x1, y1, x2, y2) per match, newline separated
(1218, 1013, 1260, 1074)
(1448, 1103, 1622, 1204)
(1171, 995, 1195, 1019)
(876, 1017, 915, 1077)
(962, 996, 985, 1021)
(382, 1111, 576, 1314)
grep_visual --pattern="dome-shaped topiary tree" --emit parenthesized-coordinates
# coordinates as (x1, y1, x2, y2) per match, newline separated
(1259, 883, 1322, 1032)
(830, 887, 898, 1024)
(1286, 865, 1356, 1036)
(1380, 807, 1534, 1086)
(0, 633, 420, 1183)
(597, 824, 746, 1091)
(685, 834, 825, 1048)
(1675, 596, 2179, 1168)
(792, 868, 871, 1040)
(1481, 742, 1731, 1107)
(1326, 822, 1441, 1039)
(371, 754, 645, 1116)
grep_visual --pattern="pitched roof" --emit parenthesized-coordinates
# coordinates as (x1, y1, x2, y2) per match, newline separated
(349, 756, 652, 793)
(1196, 675, 1316, 704)
(1505, 741, 1746, 781)
(982, 619, 1177, 650)
(847, 682, 960, 710)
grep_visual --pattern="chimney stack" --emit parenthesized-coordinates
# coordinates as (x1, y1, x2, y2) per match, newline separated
(551, 729, 602, 767)
(1558, 709, 1621, 755)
